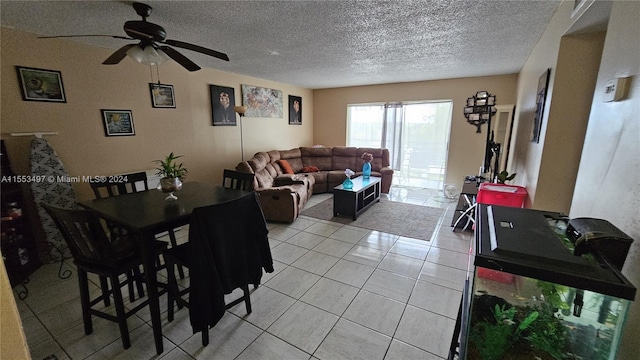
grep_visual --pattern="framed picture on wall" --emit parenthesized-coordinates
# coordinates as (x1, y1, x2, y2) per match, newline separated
(149, 83, 176, 108)
(101, 109, 135, 136)
(241, 84, 283, 118)
(16, 66, 66, 103)
(289, 95, 302, 125)
(210, 84, 237, 126)
(531, 68, 551, 143)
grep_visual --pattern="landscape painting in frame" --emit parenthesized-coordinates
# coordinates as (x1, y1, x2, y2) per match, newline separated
(101, 109, 135, 136)
(210, 84, 237, 126)
(149, 83, 176, 108)
(241, 84, 283, 118)
(16, 66, 66, 102)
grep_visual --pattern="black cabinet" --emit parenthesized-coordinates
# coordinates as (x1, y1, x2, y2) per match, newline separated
(1, 140, 41, 297)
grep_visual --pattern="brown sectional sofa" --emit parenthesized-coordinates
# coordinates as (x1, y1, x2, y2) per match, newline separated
(236, 146, 394, 222)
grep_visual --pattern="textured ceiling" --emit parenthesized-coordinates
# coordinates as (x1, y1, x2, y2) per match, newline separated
(1, 0, 561, 89)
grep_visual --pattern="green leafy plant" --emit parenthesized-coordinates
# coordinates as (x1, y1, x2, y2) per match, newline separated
(525, 308, 567, 360)
(153, 152, 187, 179)
(537, 281, 570, 312)
(470, 304, 539, 360)
(496, 170, 516, 184)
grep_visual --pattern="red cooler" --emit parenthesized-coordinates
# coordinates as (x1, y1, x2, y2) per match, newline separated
(476, 182, 527, 208)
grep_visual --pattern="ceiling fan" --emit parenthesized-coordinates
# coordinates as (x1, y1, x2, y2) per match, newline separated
(38, 2, 229, 72)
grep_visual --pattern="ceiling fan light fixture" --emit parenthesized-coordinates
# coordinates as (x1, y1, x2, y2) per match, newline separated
(126, 44, 168, 66)
(156, 48, 171, 64)
(41, 2, 228, 71)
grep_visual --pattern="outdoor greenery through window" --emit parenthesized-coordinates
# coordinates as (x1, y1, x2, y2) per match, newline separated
(347, 101, 452, 190)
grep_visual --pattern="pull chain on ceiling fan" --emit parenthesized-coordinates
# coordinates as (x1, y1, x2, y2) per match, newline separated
(38, 2, 229, 72)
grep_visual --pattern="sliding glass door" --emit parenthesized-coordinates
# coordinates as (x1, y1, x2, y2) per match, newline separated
(347, 101, 452, 190)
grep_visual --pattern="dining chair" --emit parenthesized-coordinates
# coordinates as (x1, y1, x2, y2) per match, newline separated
(90, 171, 184, 279)
(164, 192, 273, 346)
(42, 204, 167, 349)
(90, 171, 149, 198)
(222, 169, 255, 191)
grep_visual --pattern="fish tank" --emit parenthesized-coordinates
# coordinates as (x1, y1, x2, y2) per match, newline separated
(457, 205, 636, 360)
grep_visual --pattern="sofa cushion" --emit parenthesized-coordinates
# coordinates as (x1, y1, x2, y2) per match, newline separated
(277, 159, 295, 174)
(247, 152, 269, 173)
(265, 163, 278, 178)
(332, 146, 357, 171)
(301, 147, 333, 171)
(267, 150, 281, 162)
(236, 161, 253, 174)
(279, 148, 303, 172)
(254, 170, 274, 188)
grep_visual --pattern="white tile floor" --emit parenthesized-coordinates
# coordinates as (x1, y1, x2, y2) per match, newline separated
(14, 185, 472, 360)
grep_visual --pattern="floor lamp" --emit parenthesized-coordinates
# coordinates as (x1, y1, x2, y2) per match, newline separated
(234, 105, 248, 161)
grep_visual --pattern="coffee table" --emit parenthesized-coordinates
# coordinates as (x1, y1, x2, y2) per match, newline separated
(333, 176, 381, 220)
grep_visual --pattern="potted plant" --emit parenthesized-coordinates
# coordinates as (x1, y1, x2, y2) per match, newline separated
(496, 170, 516, 184)
(153, 152, 188, 200)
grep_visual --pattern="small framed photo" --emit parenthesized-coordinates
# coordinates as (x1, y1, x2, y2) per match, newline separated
(101, 109, 135, 136)
(289, 95, 302, 125)
(531, 68, 551, 143)
(16, 66, 66, 103)
(149, 83, 176, 108)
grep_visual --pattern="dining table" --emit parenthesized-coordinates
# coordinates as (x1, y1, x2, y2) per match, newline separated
(79, 181, 252, 354)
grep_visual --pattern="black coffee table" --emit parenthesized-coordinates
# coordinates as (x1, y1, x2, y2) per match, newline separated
(333, 176, 381, 220)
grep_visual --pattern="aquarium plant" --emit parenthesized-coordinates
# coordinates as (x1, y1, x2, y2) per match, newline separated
(469, 304, 539, 360)
(525, 307, 567, 359)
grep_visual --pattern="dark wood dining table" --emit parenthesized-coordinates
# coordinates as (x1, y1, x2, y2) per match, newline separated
(79, 181, 251, 354)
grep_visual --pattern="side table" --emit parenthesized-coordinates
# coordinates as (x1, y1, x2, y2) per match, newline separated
(333, 176, 381, 220)
(450, 180, 479, 231)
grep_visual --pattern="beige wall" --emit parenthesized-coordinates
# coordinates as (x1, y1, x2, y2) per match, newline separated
(510, 1, 605, 214)
(535, 32, 604, 214)
(0, 28, 313, 202)
(313, 75, 518, 189)
(569, 1, 640, 358)
(511, 1, 639, 357)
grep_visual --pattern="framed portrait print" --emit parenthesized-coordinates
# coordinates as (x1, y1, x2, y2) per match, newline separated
(289, 95, 302, 125)
(531, 68, 551, 143)
(101, 109, 135, 136)
(210, 84, 237, 126)
(149, 83, 176, 108)
(16, 66, 66, 103)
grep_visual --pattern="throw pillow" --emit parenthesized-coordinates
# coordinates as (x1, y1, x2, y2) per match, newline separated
(277, 159, 295, 174)
(301, 166, 319, 173)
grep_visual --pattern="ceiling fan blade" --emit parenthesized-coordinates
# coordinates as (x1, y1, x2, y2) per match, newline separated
(159, 46, 201, 71)
(103, 44, 138, 65)
(123, 27, 155, 41)
(38, 34, 132, 40)
(164, 39, 229, 61)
